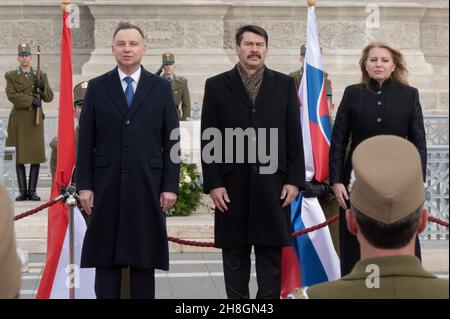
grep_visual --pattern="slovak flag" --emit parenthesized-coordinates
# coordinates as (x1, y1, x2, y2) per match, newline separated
(36, 5, 95, 299)
(281, 4, 340, 297)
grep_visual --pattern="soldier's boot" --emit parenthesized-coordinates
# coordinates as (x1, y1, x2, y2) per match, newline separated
(15, 164, 28, 201)
(28, 164, 41, 201)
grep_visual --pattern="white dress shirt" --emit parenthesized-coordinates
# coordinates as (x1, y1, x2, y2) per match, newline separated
(118, 66, 141, 93)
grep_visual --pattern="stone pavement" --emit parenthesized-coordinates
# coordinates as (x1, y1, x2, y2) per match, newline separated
(19, 245, 449, 299)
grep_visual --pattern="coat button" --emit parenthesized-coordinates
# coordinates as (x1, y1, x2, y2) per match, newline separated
(377, 118, 382, 123)
(378, 90, 382, 95)
(124, 169, 130, 175)
(252, 108, 256, 113)
(252, 166, 258, 172)
(125, 120, 130, 125)
(377, 101, 382, 105)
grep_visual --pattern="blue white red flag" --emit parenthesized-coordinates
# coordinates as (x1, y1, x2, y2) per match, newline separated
(281, 5, 340, 297)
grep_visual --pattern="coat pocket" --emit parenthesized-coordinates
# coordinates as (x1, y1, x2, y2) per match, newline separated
(277, 161, 288, 174)
(93, 155, 110, 168)
(149, 157, 164, 168)
(220, 163, 236, 175)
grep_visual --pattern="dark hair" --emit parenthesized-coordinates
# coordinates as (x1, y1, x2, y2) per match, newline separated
(351, 204, 423, 249)
(235, 25, 268, 47)
(113, 21, 145, 41)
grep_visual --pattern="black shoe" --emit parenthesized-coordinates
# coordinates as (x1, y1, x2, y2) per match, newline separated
(28, 164, 41, 201)
(15, 164, 28, 201)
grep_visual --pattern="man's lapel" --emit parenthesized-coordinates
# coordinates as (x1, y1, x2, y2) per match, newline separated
(102, 67, 129, 117)
(226, 66, 252, 107)
(254, 68, 277, 108)
(126, 66, 155, 120)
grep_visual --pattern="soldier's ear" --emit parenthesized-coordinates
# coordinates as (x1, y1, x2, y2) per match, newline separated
(417, 208, 429, 234)
(346, 209, 358, 236)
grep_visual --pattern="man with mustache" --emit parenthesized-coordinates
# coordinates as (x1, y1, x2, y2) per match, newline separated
(201, 25, 305, 299)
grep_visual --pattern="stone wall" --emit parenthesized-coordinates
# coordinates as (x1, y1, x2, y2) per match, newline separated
(0, 0, 448, 120)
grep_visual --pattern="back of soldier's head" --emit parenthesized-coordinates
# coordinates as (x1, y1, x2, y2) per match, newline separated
(350, 135, 426, 249)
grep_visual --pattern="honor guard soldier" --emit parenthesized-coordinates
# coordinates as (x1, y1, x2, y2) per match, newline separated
(161, 52, 191, 120)
(294, 136, 449, 299)
(5, 43, 54, 201)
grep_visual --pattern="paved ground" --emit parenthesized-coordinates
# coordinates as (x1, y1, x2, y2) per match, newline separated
(19, 245, 449, 299)
(20, 252, 260, 299)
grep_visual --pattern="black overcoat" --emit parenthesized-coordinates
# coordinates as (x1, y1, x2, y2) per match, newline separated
(77, 66, 180, 270)
(330, 78, 427, 185)
(201, 66, 305, 249)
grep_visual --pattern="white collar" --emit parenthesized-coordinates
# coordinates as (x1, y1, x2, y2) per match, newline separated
(117, 66, 141, 84)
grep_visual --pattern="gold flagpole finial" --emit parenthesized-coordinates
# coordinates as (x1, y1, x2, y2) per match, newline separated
(61, 0, 71, 13)
(307, 0, 317, 6)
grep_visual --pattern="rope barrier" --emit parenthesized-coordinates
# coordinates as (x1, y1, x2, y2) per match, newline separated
(13, 195, 64, 221)
(14, 200, 449, 247)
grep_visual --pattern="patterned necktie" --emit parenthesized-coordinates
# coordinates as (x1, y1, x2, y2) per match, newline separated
(124, 76, 134, 107)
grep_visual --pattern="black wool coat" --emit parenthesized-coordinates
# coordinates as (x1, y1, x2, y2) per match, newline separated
(77, 66, 180, 270)
(330, 78, 427, 186)
(201, 66, 305, 249)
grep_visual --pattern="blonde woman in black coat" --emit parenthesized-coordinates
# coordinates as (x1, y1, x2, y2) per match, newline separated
(330, 42, 427, 276)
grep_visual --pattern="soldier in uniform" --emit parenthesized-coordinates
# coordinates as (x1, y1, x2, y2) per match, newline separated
(5, 43, 54, 201)
(294, 135, 449, 299)
(160, 52, 191, 120)
(289, 44, 339, 255)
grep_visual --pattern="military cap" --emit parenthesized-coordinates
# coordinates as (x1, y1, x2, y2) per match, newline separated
(73, 81, 88, 106)
(162, 52, 175, 65)
(17, 43, 31, 56)
(350, 135, 425, 224)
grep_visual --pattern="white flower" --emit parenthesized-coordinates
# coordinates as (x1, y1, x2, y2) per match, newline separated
(183, 175, 192, 183)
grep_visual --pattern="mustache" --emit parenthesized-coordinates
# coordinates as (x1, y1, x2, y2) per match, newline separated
(247, 53, 261, 59)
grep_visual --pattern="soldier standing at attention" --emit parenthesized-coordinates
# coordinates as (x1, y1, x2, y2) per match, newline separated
(5, 43, 54, 201)
(160, 53, 191, 120)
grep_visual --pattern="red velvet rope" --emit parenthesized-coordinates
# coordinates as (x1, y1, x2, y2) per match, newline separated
(14, 204, 448, 247)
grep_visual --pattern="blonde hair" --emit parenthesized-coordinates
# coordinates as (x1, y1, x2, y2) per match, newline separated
(359, 42, 409, 88)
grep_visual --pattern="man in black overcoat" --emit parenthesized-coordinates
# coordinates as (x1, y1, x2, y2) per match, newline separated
(77, 22, 180, 299)
(201, 25, 305, 299)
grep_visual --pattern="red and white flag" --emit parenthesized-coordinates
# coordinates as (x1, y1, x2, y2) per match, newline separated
(36, 5, 95, 299)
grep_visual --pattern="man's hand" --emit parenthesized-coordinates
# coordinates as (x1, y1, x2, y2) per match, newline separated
(210, 187, 230, 213)
(34, 79, 45, 91)
(280, 184, 299, 208)
(31, 97, 42, 108)
(79, 190, 94, 215)
(160, 192, 177, 212)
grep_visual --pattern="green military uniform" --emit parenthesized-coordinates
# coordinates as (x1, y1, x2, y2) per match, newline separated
(295, 256, 449, 299)
(6, 43, 54, 201)
(288, 44, 339, 255)
(295, 135, 449, 299)
(160, 53, 191, 120)
(5, 48, 53, 164)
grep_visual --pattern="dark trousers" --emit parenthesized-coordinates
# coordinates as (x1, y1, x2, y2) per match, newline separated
(339, 209, 422, 276)
(222, 245, 282, 299)
(95, 267, 155, 299)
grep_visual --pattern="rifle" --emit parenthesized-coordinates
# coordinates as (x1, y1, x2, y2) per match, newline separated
(34, 45, 42, 126)
(155, 63, 164, 76)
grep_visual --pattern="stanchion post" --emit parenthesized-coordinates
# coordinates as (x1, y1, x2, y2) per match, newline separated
(64, 185, 77, 299)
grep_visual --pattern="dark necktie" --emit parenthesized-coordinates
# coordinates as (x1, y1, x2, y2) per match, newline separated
(124, 76, 134, 107)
